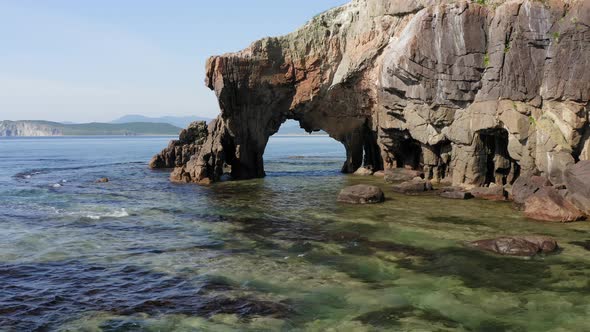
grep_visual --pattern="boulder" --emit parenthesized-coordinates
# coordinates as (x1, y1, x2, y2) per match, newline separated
(392, 179, 433, 194)
(469, 184, 506, 201)
(337, 185, 385, 204)
(469, 235, 558, 257)
(384, 169, 424, 183)
(523, 187, 585, 222)
(353, 167, 374, 176)
(96, 177, 109, 183)
(441, 191, 474, 200)
(564, 161, 590, 214)
(511, 175, 552, 206)
(373, 171, 386, 177)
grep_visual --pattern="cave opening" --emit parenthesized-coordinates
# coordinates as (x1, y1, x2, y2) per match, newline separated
(476, 128, 518, 186)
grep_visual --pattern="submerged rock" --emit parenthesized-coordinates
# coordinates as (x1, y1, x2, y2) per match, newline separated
(392, 179, 433, 194)
(523, 187, 585, 222)
(338, 185, 385, 204)
(441, 191, 474, 200)
(384, 169, 424, 183)
(95, 178, 109, 183)
(469, 236, 558, 257)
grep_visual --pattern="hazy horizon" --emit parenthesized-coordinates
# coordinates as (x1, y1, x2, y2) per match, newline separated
(1, 0, 346, 123)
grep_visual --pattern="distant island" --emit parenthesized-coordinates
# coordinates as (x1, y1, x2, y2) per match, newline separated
(111, 114, 212, 128)
(1, 115, 325, 137)
(0, 120, 182, 137)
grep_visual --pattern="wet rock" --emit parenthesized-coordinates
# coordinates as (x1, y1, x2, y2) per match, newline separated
(149, 121, 208, 169)
(441, 191, 473, 200)
(469, 184, 506, 201)
(392, 179, 433, 194)
(469, 235, 558, 257)
(511, 175, 552, 206)
(564, 161, 590, 215)
(373, 171, 386, 177)
(384, 169, 424, 183)
(353, 167, 374, 176)
(523, 187, 585, 222)
(337, 185, 385, 204)
(95, 178, 109, 183)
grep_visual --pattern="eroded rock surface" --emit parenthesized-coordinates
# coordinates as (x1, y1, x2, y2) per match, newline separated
(338, 185, 385, 204)
(149, 121, 208, 170)
(155, 0, 589, 188)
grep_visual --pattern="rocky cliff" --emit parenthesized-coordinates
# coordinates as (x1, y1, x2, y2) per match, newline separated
(0, 121, 63, 136)
(156, 0, 589, 188)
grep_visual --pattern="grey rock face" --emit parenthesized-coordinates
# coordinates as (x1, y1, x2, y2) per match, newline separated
(337, 185, 385, 204)
(511, 175, 552, 206)
(564, 161, 590, 214)
(154, 0, 589, 188)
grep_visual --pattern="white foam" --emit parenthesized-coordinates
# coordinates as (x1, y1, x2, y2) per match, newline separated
(84, 208, 129, 220)
(52, 207, 130, 220)
(52, 183, 62, 188)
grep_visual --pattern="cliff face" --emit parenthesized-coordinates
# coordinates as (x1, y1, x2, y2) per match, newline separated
(167, 0, 590, 187)
(0, 121, 63, 137)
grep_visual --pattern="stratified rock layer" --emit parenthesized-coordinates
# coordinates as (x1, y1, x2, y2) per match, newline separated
(159, 0, 589, 190)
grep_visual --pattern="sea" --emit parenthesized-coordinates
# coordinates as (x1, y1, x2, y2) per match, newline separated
(1, 136, 590, 331)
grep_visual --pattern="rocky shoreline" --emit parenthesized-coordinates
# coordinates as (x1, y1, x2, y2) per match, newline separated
(151, 0, 589, 226)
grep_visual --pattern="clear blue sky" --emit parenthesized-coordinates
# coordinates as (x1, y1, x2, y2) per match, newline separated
(0, 0, 346, 122)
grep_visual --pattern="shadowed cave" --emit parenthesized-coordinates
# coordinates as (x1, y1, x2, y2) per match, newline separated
(221, 117, 384, 180)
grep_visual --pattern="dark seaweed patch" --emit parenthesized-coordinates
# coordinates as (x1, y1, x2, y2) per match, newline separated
(355, 306, 461, 329)
(427, 216, 487, 226)
(570, 240, 590, 251)
(396, 247, 555, 293)
(0, 260, 291, 331)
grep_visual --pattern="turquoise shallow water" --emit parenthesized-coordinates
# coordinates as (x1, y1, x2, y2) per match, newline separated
(1, 136, 590, 331)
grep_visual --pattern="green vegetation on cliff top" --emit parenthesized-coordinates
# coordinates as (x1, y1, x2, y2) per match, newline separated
(1, 120, 182, 136)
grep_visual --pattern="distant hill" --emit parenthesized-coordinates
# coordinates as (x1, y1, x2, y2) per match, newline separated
(112, 114, 212, 128)
(276, 120, 327, 136)
(0, 120, 182, 137)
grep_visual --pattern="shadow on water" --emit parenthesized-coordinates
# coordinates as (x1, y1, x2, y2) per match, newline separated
(0, 260, 292, 331)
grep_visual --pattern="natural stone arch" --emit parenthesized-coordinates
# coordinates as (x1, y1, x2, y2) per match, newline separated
(151, 0, 590, 188)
